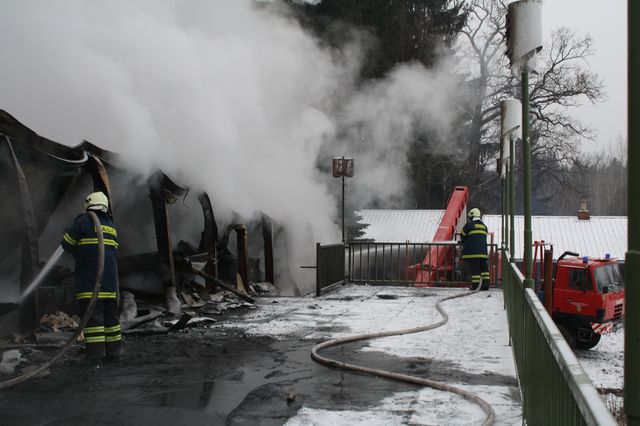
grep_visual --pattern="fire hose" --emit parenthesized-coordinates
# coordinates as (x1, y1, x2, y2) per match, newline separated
(0, 211, 105, 391)
(311, 283, 496, 426)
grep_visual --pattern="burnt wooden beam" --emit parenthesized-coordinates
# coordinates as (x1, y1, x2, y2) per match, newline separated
(3, 137, 39, 332)
(261, 212, 275, 284)
(235, 225, 250, 294)
(191, 268, 254, 304)
(86, 154, 113, 218)
(149, 175, 177, 291)
(197, 192, 218, 291)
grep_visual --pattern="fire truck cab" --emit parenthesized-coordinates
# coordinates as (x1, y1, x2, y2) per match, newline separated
(548, 251, 625, 350)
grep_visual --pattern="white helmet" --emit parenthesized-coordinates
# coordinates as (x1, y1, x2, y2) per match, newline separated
(83, 191, 109, 211)
(468, 208, 481, 218)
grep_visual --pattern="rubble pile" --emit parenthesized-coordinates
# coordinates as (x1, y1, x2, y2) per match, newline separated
(0, 282, 273, 377)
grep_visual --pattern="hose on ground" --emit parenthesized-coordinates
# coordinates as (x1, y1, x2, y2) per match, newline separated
(311, 282, 495, 426)
(0, 211, 105, 390)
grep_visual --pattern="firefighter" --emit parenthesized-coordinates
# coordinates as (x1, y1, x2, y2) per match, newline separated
(460, 208, 490, 290)
(61, 191, 121, 364)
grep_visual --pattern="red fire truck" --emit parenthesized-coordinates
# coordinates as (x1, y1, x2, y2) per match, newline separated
(535, 243, 625, 350)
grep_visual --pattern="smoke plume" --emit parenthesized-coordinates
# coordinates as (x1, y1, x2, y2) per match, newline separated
(0, 0, 462, 294)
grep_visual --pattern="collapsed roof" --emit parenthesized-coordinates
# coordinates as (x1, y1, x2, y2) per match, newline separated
(0, 110, 277, 335)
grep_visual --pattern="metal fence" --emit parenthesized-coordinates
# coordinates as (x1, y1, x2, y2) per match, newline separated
(315, 243, 346, 296)
(348, 241, 498, 286)
(502, 252, 616, 425)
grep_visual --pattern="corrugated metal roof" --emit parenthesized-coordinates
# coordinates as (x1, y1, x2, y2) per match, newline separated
(358, 210, 628, 260)
(358, 209, 444, 242)
(483, 215, 628, 261)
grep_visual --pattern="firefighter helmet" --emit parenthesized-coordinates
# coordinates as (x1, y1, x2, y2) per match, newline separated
(468, 208, 481, 218)
(83, 191, 109, 211)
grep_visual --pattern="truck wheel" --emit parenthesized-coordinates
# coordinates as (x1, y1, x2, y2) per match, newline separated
(558, 323, 577, 348)
(576, 333, 601, 350)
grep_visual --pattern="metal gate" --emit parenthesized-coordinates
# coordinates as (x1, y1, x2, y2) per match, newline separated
(315, 243, 346, 296)
(348, 241, 499, 286)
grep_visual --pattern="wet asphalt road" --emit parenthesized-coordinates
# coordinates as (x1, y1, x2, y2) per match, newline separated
(0, 324, 440, 425)
(0, 290, 520, 426)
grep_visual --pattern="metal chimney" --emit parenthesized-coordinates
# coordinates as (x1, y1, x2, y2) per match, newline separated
(578, 197, 590, 220)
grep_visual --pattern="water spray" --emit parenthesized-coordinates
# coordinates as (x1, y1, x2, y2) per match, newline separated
(0, 246, 66, 318)
(0, 211, 104, 391)
(20, 245, 65, 302)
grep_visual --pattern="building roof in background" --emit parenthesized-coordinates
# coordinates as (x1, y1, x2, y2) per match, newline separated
(358, 210, 627, 261)
(359, 209, 444, 243)
(483, 215, 627, 261)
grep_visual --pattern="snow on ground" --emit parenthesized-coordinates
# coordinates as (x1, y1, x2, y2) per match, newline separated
(576, 327, 625, 390)
(360, 289, 515, 378)
(222, 285, 522, 425)
(223, 283, 624, 423)
(284, 384, 519, 426)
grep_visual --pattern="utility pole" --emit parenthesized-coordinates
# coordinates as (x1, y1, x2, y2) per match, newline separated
(509, 133, 516, 259)
(332, 157, 354, 244)
(521, 69, 533, 289)
(501, 99, 522, 260)
(625, 1, 639, 423)
(506, 0, 542, 289)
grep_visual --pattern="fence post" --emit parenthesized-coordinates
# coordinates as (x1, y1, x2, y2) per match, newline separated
(316, 243, 321, 297)
(346, 242, 351, 284)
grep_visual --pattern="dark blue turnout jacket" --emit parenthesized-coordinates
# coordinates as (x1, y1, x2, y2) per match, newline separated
(460, 218, 488, 259)
(61, 211, 119, 300)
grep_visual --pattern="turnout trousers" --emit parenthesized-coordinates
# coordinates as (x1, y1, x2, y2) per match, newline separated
(77, 298, 122, 359)
(467, 258, 490, 290)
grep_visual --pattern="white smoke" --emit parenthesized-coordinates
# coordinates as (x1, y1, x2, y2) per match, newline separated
(333, 64, 461, 208)
(0, 0, 462, 294)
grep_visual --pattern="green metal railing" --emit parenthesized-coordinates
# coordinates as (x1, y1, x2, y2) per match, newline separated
(502, 252, 617, 425)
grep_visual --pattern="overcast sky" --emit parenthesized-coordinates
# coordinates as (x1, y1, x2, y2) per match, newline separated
(538, 0, 627, 152)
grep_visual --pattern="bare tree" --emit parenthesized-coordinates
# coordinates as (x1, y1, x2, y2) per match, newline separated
(457, 0, 508, 185)
(457, 0, 605, 212)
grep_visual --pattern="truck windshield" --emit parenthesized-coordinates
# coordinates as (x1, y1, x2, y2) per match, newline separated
(593, 264, 625, 293)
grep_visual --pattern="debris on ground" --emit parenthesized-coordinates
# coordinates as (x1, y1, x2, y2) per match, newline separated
(375, 293, 398, 299)
(166, 313, 193, 331)
(119, 291, 137, 321)
(187, 317, 217, 326)
(121, 311, 164, 331)
(165, 287, 182, 315)
(180, 291, 206, 308)
(162, 314, 218, 329)
(0, 350, 24, 374)
(119, 286, 253, 337)
(39, 311, 78, 331)
(251, 282, 276, 294)
(33, 331, 75, 346)
(0, 278, 260, 368)
(20, 364, 50, 378)
(122, 318, 169, 336)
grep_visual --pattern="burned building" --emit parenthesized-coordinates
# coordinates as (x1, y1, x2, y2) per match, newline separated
(0, 110, 277, 336)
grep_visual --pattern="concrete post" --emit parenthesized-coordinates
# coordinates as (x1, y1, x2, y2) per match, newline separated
(625, 1, 639, 423)
(522, 71, 534, 290)
(509, 133, 516, 259)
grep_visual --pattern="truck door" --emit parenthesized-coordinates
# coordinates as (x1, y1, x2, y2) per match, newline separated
(555, 267, 592, 316)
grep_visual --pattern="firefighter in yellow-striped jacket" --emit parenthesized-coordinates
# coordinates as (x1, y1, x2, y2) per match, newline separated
(460, 208, 490, 290)
(61, 191, 121, 364)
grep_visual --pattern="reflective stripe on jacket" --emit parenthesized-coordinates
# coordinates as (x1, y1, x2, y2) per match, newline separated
(461, 219, 488, 259)
(61, 211, 119, 294)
